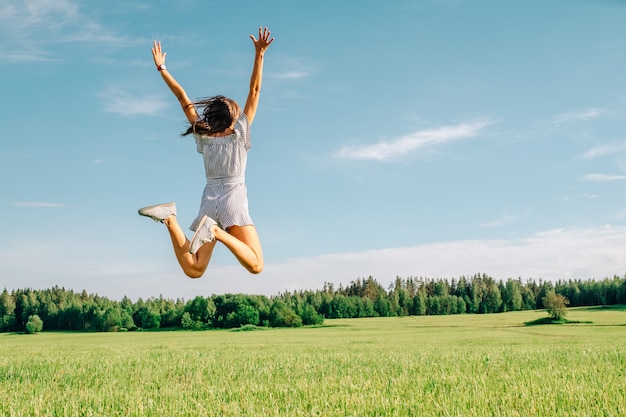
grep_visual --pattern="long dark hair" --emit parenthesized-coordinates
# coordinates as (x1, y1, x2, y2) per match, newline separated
(182, 95, 241, 136)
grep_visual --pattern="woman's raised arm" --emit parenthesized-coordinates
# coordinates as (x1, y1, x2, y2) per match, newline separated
(152, 40, 198, 124)
(244, 27, 274, 125)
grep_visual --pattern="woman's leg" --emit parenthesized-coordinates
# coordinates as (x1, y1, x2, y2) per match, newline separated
(212, 224, 264, 274)
(163, 215, 216, 278)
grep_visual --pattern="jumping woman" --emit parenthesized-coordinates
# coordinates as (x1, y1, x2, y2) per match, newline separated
(138, 27, 274, 278)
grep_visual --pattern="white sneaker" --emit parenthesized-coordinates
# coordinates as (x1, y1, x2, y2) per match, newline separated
(138, 202, 176, 222)
(189, 215, 217, 254)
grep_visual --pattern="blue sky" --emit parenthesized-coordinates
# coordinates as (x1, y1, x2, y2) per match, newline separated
(2, 0, 626, 300)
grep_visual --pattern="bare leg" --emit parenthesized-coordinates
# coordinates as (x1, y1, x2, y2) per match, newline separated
(163, 215, 216, 278)
(213, 224, 264, 274)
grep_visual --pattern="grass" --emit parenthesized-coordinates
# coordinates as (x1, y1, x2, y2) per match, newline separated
(1, 307, 625, 416)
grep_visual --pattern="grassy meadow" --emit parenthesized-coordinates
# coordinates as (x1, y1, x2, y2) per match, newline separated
(1, 306, 625, 416)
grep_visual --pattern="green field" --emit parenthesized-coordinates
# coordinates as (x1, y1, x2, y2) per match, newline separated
(1, 307, 625, 416)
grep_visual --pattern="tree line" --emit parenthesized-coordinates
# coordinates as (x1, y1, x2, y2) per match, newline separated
(1, 273, 625, 333)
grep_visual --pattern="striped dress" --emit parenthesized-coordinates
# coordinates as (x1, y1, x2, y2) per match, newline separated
(190, 113, 254, 231)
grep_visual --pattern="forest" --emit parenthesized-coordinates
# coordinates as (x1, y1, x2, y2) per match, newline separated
(2, 273, 625, 333)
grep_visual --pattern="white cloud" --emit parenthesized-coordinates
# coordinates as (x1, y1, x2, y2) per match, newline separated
(4, 225, 625, 300)
(1, 0, 140, 63)
(335, 120, 492, 161)
(479, 213, 519, 228)
(12, 202, 67, 208)
(582, 173, 626, 182)
(552, 108, 602, 125)
(99, 87, 169, 117)
(3, 49, 57, 63)
(267, 57, 315, 81)
(554, 193, 598, 202)
(269, 70, 312, 80)
(254, 225, 626, 293)
(0, 0, 79, 31)
(583, 142, 626, 159)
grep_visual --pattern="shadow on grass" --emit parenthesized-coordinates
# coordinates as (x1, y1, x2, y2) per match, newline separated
(573, 304, 626, 312)
(525, 317, 592, 326)
(230, 324, 267, 332)
(310, 324, 350, 328)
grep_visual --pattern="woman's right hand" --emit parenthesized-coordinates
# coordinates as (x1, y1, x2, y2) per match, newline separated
(151, 40, 167, 68)
(149, 40, 197, 124)
(249, 27, 274, 55)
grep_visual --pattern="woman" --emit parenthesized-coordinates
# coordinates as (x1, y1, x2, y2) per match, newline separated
(138, 27, 274, 278)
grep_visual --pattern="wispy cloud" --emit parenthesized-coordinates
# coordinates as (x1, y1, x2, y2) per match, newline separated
(267, 56, 315, 81)
(335, 120, 492, 161)
(583, 141, 626, 159)
(0, 0, 78, 30)
(1, 0, 141, 63)
(479, 213, 519, 228)
(269, 70, 313, 80)
(12, 202, 67, 208)
(582, 173, 626, 182)
(552, 108, 602, 125)
(554, 193, 598, 202)
(99, 87, 168, 117)
(3, 49, 57, 63)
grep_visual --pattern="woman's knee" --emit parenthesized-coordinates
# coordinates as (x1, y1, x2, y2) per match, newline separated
(183, 262, 207, 279)
(182, 242, 214, 278)
(185, 269, 204, 279)
(247, 259, 264, 275)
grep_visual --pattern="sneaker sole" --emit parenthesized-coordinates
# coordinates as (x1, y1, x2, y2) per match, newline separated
(189, 215, 209, 254)
(138, 202, 175, 215)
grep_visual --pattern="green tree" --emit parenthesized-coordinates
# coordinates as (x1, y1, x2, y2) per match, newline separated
(180, 312, 194, 329)
(413, 291, 427, 316)
(479, 276, 502, 313)
(227, 304, 259, 328)
(374, 294, 391, 317)
(543, 291, 569, 321)
(439, 295, 455, 315)
(305, 291, 323, 312)
(520, 284, 536, 310)
(356, 297, 376, 318)
(456, 296, 467, 314)
(213, 295, 260, 328)
(101, 307, 122, 332)
(41, 302, 59, 329)
(14, 291, 38, 331)
(186, 296, 214, 325)
(120, 309, 136, 330)
(468, 276, 484, 313)
(25, 314, 43, 334)
(269, 300, 302, 327)
(330, 294, 357, 318)
(434, 280, 449, 297)
(156, 297, 183, 328)
(0, 289, 16, 332)
(535, 281, 554, 309)
(139, 308, 161, 329)
(558, 280, 582, 306)
(503, 279, 523, 311)
(363, 276, 384, 302)
(299, 304, 324, 325)
(427, 296, 442, 315)
(61, 301, 84, 330)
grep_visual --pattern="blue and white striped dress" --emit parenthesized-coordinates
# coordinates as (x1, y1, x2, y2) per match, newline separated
(190, 113, 254, 231)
